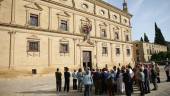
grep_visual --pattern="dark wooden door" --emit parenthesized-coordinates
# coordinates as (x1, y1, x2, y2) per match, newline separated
(83, 51, 92, 70)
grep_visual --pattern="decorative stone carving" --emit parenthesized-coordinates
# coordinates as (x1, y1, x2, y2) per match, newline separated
(81, 18, 92, 41)
(27, 35, 40, 40)
(59, 37, 69, 42)
(99, 22, 107, 27)
(57, 11, 70, 17)
(24, 2, 43, 11)
(27, 52, 40, 57)
(77, 40, 94, 47)
(81, 3, 88, 9)
(102, 42, 107, 47)
(100, 10, 105, 15)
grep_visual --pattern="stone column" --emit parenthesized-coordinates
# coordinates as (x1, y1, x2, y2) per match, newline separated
(110, 43, 113, 65)
(122, 44, 125, 66)
(73, 38, 77, 66)
(10, 0, 16, 24)
(8, 31, 16, 69)
(109, 24, 111, 39)
(48, 7, 52, 30)
(95, 41, 98, 68)
(73, 13, 76, 34)
(79, 45, 82, 68)
(48, 38, 52, 67)
(94, 19, 97, 37)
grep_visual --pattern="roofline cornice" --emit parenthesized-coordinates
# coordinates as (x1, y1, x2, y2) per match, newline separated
(41, 0, 132, 19)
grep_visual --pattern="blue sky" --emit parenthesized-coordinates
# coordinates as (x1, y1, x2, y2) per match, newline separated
(104, 0, 170, 42)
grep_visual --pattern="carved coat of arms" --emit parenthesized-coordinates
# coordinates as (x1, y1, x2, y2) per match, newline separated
(81, 18, 92, 41)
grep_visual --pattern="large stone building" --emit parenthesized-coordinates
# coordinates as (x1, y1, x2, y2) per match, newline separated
(133, 41, 167, 63)
(0, 0, 133, 73)
(167, 42, 170, 51)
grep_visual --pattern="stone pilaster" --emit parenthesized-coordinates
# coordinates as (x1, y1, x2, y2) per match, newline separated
(8, 31, 16, 69)
(10, 0, 16, 24)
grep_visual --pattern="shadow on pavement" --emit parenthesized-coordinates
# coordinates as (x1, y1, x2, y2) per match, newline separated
(18, 90, 56, 94)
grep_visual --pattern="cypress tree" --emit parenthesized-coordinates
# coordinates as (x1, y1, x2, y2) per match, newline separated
(144, 33, 149, 42)
(154, 22, 166, 45)
(140, 37, 143, 42)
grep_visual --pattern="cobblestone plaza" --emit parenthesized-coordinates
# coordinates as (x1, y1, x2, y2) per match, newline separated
(0, 66, 169, 96)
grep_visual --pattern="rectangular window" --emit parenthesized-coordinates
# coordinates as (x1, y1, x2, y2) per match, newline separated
(136, 44, 138, 47)
(147, 49, 150, 54)
(116, 48, 120, 55)
(102, 47, 108, 55)
(30, 14, 39, 26)
(127, 49, 130, 56)
(115, 32, 119, 40)
(28, 41, 40, 52)
(101, 29, 107, 38)
(150, 50, 152, 54)
(136, 49, 139, 55)
(60, 20, 68, 31)
(60, 43, 69, 53)
(126, 35, 129, 41)
(148, 56, 150, 61)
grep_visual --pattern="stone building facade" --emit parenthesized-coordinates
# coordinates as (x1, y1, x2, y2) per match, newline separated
(133, 41, 167, 63)
(167, 42, 170, 51)
(0, 0, 133, 72)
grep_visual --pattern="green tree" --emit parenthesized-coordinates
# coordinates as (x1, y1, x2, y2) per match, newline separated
(140, 37, 143, 42)
(144, 33, 149, 42)
(151, 52, 170, 62)
(154, 22, 166, 45)
(167, 51, 170, 59)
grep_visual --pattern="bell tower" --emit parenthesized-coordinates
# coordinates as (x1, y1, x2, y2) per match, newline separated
(123, 0, 128, 12)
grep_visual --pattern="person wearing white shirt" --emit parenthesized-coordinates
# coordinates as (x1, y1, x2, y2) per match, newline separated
(72, 70, 77, 90)
(128, 65, 134, 93)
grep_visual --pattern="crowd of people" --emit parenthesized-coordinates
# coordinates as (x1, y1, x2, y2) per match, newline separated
(55, 62, 170, 96)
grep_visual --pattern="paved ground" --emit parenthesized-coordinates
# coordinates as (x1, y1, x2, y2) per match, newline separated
(0, 65, 170, 96)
